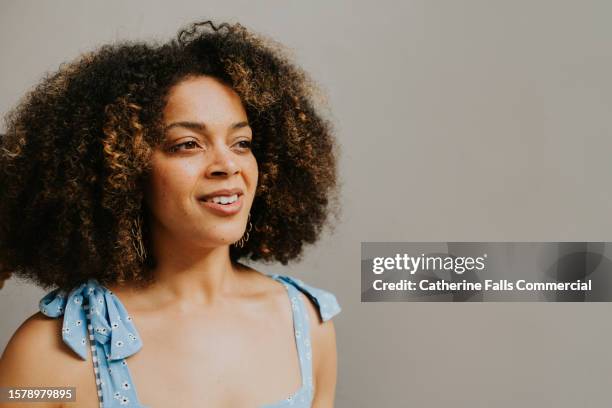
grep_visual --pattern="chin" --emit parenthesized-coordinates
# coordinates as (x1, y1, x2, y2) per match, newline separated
(201, 231, 245, 247)
(190, 222, 247, 246)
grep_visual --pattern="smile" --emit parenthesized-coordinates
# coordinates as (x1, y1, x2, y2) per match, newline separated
(204, 194, 239, 204)
(198, 194, 243, 216)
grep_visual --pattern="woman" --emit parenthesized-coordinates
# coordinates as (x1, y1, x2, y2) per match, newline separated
(0, 20, 341, 407)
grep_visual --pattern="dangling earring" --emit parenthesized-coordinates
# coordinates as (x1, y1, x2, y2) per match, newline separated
(234, 213, 252, 248)
(131, 213, 147, 262)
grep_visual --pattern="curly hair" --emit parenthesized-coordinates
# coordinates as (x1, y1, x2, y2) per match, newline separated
(0, 20, 340, 291)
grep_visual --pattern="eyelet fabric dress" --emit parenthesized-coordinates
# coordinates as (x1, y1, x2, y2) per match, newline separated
(39, 273, 341, 408)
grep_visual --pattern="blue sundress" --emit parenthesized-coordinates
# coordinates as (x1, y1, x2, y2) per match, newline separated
(39, 273, 341, 408)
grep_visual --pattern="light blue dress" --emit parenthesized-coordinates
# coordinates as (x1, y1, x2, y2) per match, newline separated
(39, 273, 341, 408)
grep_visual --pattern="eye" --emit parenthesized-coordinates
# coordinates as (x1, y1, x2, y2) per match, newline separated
(235, 140, 252, 150)
(169, 140, 200, 153)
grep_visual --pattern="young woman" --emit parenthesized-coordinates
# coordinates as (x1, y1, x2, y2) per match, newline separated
(0, 21, 341, 408)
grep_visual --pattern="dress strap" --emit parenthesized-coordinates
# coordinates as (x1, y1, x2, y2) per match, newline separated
(40, 280, 148, 407)
(83, 302, 104, 408)
(39, 279, 143, 361)
(268, 273, 342, 394)
(280, 279, 313, 389)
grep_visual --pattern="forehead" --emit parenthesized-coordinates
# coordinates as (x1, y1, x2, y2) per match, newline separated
(163, 75, 247, 124)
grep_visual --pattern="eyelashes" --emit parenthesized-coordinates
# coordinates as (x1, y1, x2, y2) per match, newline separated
(236, 140, 252, 150)
(168, 140, 252, 153)
(169, 140, 199, 152)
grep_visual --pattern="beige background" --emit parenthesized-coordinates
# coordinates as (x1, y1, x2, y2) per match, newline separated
(2, 0, 612, 406)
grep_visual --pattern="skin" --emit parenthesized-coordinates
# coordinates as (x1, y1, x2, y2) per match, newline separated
(0, 75, 338, 407)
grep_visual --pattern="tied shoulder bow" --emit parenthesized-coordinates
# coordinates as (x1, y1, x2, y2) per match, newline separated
(39, 279, 143, 361)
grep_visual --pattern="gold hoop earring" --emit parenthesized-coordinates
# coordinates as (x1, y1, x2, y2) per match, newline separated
(234, 213, 252, 248)
(131, 214, 147, 262)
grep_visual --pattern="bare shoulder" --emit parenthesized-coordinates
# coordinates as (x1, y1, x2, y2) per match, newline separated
(239, 263, 337, 343)
(0, 312, 90, 408)
(235, 263, 338, 358)
(1, 311, 66, 379)
(236, 265, 338, 404)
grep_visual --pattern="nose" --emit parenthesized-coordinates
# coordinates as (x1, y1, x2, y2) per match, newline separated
(205, 144, 240, 178)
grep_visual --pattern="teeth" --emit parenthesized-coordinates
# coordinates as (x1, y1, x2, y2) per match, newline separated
(209, 194, 238, 204)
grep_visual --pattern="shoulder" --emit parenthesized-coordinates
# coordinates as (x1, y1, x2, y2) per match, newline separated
(235, 264, 342, 319)
(0, 312, 88, 402)
(1, 312, 64, 370)
(269, 273, 341, 323)
(294, 283, 337, 382)
(273, 274, 340, 403)
(244, 268, 341, 338)
(236, 266, 341, 371)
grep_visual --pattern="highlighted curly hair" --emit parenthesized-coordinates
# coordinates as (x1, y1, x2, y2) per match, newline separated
(0, 21, 340, 291)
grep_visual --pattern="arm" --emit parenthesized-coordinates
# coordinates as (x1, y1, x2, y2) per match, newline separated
(312, 319, 338, 408)
(0, 313, 77, 408)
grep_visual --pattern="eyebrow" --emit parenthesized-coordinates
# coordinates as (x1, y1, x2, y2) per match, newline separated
(163, 121, 250, 133)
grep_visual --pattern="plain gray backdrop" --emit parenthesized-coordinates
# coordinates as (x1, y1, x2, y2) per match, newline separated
(1, 0, 612, 407)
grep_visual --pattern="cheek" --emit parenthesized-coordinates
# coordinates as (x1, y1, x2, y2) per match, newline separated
(146, 162, 197, 210)
(145, 175, 170, 215)
(246, 156, 259, 186)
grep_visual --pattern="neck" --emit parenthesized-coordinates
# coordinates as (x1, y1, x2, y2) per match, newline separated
(121, 219, 247, 310)
(151, 242, 238, 305)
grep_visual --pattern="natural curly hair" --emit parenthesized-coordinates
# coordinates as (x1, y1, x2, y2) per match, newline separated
(0, 20, 340, 291)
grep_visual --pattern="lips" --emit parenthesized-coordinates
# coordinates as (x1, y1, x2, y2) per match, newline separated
(198, 193, 243, 216)
(199, 188, 244, 202)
